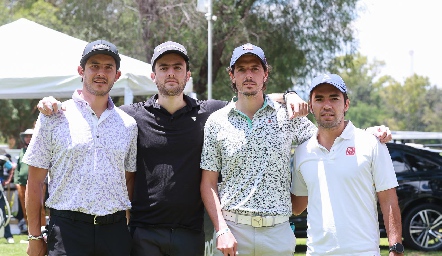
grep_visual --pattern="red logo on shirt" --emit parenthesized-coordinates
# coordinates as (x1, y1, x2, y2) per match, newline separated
(346, 147, 355, 155)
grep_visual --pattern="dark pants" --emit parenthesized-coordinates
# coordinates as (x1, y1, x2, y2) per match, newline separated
(47, 213, 131, 256)
(130, 226, 204, 256)
(0, 193, 12, 239)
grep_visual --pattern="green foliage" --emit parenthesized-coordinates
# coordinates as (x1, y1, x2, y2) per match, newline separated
(346, 102, 386, 128)
(380, 75, 429, 131)
(0, 99, 40, 148)
(328, 53, 388, 128)
(328, 53, 442, 132)
(421, 85, 442, 132)
(57, 0, 145, 61)
(2, 0, 441, 135)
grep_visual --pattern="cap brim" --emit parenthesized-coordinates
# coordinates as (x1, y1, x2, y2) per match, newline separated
(81, 50, 121, 68)
(230, 52, 266, 68)
(154, 50, 189, 63)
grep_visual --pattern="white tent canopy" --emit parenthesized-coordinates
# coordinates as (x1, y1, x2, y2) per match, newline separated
(0, 18, 193, 104)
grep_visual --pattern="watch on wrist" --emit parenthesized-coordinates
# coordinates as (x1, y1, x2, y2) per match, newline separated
(389, 243, 404, 254)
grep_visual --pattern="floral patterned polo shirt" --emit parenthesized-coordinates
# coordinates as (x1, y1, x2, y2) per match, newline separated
(23, 90, 138, 216)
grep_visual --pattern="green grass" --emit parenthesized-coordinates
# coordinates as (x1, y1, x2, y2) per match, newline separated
(294, 238, 441, 256)
(0, 234, 28, 256)
(1, 235, 440, 255)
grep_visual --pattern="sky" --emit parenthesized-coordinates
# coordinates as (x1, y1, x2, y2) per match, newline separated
(354, 0, 442, 87)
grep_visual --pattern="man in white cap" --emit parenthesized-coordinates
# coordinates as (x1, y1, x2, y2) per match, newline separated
(24, 40, 138, 256)
(291, 74, 403, 255)
(200, 43, 318, 256)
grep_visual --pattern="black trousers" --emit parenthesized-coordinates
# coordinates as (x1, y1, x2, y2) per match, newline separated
(47, 213, 131, 256)
(130, 226, 204, 256)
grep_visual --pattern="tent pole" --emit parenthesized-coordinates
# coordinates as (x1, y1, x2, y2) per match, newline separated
(124, 86, 134, 105)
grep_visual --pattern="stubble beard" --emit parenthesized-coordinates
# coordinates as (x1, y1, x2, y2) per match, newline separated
(84, 79, 113, 96)
(239, 90, 259, 97)
(237, 79, 263, 97)
(316, 113, 345, 130)
(157, 80, 186, 96)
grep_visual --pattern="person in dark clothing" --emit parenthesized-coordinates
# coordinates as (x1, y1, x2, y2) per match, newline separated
(1, 155, 14, 243)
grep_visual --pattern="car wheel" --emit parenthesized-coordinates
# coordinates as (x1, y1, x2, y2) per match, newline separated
(402, 203, 442, 251)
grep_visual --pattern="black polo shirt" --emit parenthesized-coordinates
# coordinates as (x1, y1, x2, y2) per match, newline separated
(120, 95, 227, 231)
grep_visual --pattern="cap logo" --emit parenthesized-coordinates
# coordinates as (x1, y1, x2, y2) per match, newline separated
(156, 44, 186, 54)
(92, 44, 111, 51)
(242, 43, 254, 50)
(321, 74, 331, 81)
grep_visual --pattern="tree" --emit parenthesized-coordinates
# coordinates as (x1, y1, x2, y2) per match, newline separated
(327, 53, 390, 128)
(421, 85, 442, 132)
(380, 75, 430, 131)
(134, 0, 360, 99)
(2, 0, 361, 100)
(0, 0, 363, 145)
(0, 99, 40, 148)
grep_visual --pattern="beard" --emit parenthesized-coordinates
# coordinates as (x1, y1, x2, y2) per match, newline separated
(157, 80, 186, 96)
(84, 79, 113, 96)
(239, 89, 260, 97)
(315, 112, 345, 129)
(237, 78, 263, 97)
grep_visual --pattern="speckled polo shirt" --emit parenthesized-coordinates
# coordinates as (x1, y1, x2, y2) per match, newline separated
(200, 95, 317, 217)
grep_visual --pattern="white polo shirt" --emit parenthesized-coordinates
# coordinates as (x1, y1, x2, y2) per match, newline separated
(292, 121, 398, 255)
(23, 90, 138, 216)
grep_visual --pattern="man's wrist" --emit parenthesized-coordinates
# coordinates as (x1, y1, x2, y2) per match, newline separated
(28, 234, 44, 240)
(389, 242, 404, 254)
(215, 227, 231, 238)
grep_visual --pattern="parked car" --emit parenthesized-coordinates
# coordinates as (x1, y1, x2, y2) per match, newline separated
(289, 142, 442, 251)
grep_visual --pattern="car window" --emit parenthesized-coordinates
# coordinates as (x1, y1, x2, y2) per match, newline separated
(404, 153, 439, 172)
(389, 149, 409, 173)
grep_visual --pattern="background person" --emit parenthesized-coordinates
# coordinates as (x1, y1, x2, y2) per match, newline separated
(14, 128, 47, 232)
(291, 74, 403, 255)
(0, 154, 14, 244)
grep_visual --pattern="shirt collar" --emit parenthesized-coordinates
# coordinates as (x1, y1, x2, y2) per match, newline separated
(144, 94, 200, 110)
(339, 120, 354, 140)
(72, 89, 115, 110)
(227, 94, 274, 114)
(311, 120, 354, 147)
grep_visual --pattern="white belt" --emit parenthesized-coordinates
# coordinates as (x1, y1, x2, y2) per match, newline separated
(222, 210, 288, 228)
